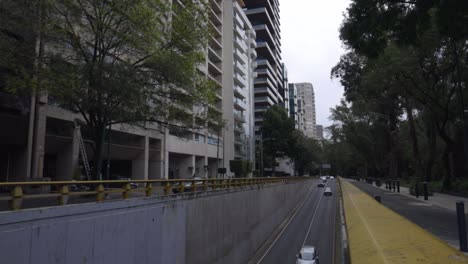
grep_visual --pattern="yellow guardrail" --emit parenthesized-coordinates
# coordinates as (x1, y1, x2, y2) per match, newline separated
(0, 177, 308, 211)
(340, 178, 468, 264)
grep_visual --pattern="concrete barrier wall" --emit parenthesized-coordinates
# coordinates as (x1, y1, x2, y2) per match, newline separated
(0, 180, 313, 264)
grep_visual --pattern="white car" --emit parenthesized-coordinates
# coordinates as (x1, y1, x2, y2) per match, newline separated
(296, 245, 319, 264)
(324, 187, 332, 196)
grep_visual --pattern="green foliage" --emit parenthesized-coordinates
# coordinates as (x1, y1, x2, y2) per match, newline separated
(328, 0, 468, 193)
(229, 160, 252, 178)
(261, 105, 295, 159)
(258, 105, 322, 176)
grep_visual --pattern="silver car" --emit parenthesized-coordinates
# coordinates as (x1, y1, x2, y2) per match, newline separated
(296, 245, 319, 264)
(324, 187, 332, 196)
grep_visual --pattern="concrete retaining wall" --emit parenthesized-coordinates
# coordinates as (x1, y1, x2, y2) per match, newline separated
(0, 180, 313, 264)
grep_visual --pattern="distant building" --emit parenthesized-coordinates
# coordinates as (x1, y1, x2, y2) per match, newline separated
(288, 83, 299, 128)
(295, 83, 316, 138)
(315, 125, 323, 140)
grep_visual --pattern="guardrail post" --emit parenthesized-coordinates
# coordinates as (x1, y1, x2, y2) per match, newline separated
(122, 183, 131, 199)
(178, 181, 184, 193)
(191, 181, 196, 192)
(58, 185, 70, 205)
(456, 201, 468, 252)
(423, 182, 428, 200)
(9, 185, 23, 210)
(164, 181, 171, 195)
(374, 195, 381, 203)
(96, 184, 105, 202)
(203, 180, 208, 191)
(145, 183, 153, 197)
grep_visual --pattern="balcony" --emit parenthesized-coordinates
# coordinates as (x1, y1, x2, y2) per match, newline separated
(234, 60, 247, 76)
(234, 124, 245, 133)
(210, 22, 222, 38)
(210, 8, 222, 26)
(234, 85, 247, 100)
(208, 46, 222, 63)
(233, 98, 247, 111)
(208, 73, 222, 87)
(234, 48, 247, 65)
(234, 136, 244, 146)
(208, 60, 222, 76)
(234, 36, 248, 53)
(254, 96, 275, 106)
(234, 148, 246, 159)
(234, 12, 244, 28)
(210, 0, 222, 14)
(234, 112, 246, 123)
(234, 72, 247, 88)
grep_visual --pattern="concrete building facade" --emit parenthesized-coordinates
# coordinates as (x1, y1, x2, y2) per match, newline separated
(0, 0, 250, 182)
(295, 82, 317, 138)
(315, 125, 324, 140)
(221, 0, 258, 176)
(288, 83, 299, 129)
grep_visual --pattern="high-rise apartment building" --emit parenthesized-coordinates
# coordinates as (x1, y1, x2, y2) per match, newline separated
(288, 83, 299, 128)
(281, 63, 290, 117)
(244, 0, 284, 136)
(222, 0, 257, 175)
(315, 125, 324, 140)
(295, 83, 317, 138)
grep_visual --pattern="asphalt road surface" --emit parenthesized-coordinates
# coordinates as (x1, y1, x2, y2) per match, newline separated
(256, 179, 338, 264)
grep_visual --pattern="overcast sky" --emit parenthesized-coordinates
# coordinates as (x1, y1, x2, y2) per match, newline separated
(280, 0, 350, 127)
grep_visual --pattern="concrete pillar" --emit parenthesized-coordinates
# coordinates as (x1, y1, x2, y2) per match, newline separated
(195, 156, 208, 178)
(132, 136, 149, 180)
(164, 130, 169, 179)
(184, 155, 195, 178)
(31, 100, 47, 179)
(203, 156, 208, 178)
(56, 127, 79, 181)
(148, 138, 163, 179)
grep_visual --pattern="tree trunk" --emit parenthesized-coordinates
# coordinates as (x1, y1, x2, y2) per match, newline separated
(424, 121, 437, 182)
(405, 102, 424, 180)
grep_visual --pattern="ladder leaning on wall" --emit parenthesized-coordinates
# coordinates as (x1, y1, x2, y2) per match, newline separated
(74, 120, 91, 180)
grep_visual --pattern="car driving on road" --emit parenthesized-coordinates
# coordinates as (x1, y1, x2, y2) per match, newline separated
(317, 182, 325, 187)
(324, 187, 332, 196)
(296, 245, 319, 264)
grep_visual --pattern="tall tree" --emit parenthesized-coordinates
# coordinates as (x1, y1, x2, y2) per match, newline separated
(260, 105, 295, 176)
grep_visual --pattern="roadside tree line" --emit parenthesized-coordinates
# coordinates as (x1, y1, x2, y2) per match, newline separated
(327, 0, 468, 192)
(258, 105, 323, 177)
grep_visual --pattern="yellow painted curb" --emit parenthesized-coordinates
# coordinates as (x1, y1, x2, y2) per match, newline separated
(340, 178, 468, 264)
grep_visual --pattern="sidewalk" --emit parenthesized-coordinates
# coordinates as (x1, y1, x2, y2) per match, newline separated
(341, 179, 468, 263)
(348, 179, 468, 249)
(375, 182, 468, 212)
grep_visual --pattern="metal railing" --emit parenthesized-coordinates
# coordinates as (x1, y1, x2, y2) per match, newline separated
(0, 177, 307, 211)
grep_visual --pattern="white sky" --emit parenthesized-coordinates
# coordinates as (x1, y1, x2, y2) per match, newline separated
(280, 0, 350, 127)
